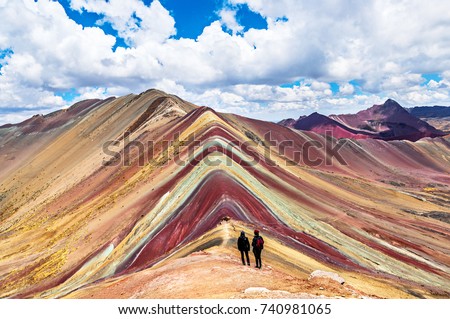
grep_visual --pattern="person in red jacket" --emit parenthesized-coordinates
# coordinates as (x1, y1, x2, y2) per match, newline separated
(237, 231, 250, 266)
(252, 229, 264, 269)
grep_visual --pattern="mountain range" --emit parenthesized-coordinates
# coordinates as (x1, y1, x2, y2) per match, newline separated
(408, 105, 450, 118)
(0, 90, 449, 299)
(408, 105, 450, 133)
(280, 99, 446, 141)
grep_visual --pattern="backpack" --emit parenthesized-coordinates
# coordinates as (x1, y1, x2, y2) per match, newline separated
(255, 236, 264, 250)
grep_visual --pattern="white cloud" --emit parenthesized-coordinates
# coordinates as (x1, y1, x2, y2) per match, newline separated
(402, 91, 450, 106)
(1, 0, 450, 125)
(8, 53, 43, 86)
(231, 82, 332, 105)
(380, 74, 424, 91)
(70, 0, 175, 45)
(76, 87, 110, 101)
(339, 83, 354, 95)
(219, 8, 244, 34)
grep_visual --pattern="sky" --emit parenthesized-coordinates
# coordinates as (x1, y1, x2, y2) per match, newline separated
(1, 0, 450, 125)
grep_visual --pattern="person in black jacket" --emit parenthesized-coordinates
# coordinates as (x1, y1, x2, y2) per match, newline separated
(252, 229, 264, 269)
(237, 231, 250, 266)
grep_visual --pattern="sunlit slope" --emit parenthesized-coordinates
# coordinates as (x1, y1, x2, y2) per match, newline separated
(64, 222, 419, 299)
(0, 90, 449, 298)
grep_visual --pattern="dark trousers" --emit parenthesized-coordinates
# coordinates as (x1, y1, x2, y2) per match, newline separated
(253, 249, 262, 268)
(240, 250, 250, 265)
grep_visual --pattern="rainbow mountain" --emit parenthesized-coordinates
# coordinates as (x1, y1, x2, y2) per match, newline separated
(0, 89, 449, 298)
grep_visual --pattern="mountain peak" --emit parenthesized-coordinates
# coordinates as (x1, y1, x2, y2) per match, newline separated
(277, 118, 296, 127)
(385, 98, 399, 104)
(383, 98, 405, 109)
(367, 99, 408, 116)
(296, 111, 334, 127)
(278, 99, 445, 141)
(383, 99, 403, 110)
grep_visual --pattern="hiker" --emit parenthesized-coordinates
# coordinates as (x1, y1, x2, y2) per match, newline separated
(237, 231, 251, 266)
(252, 229, 264, 269)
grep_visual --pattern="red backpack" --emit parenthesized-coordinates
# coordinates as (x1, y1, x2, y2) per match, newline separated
(255, 236, 264, 250)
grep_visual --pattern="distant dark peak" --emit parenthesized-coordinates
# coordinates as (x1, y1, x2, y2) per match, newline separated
(385, 99, 404, 108)
(277, 118, 297, 128)
(368, 99, 408, 116)
(380, 99, 403, 109)
(305, 112, 334, 122)
(278, 115, 308, 128)
(294, 112, 339, 130)
(308, 111, 326, 118)
(280, 98, 445, 141)
(280, 117, 295, 122)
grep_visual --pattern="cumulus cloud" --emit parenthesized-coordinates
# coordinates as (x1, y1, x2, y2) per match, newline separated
(70, 0, 175, 45)
(219, 8, 244, 34)
(339, 83, 355, 96)
(0, 0, 450, 125)
(380, 74, 424, 91)
(0, 1, 116, 105)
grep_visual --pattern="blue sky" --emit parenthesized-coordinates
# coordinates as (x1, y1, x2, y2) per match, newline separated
(0, 0, 450, 125)
(59, 0, 268, 47)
